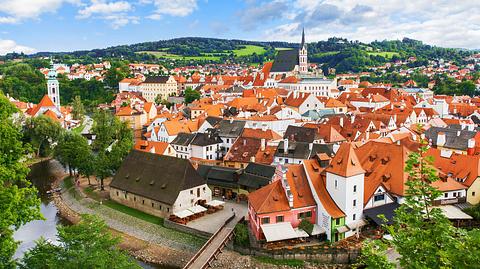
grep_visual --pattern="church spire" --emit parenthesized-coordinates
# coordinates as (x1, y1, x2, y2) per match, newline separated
(301, 27, 305, 48)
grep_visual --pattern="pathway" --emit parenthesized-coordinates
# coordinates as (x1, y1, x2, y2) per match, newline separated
(183, 214, 241, 269)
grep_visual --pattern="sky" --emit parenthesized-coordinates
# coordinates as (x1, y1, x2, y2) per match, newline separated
(0, 0, 479, 55)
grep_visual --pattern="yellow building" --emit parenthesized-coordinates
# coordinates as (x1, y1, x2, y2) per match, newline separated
(140, 76, 177, 102)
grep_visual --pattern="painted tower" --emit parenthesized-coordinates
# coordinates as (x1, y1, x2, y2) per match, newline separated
(299, 28, 308, 74)
(325, 143, 365, 238)
(47, 62, 60, 108)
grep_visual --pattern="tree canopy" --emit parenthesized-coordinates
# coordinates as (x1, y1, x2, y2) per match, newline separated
(0, 93, 42, 268)
(20, 215, 141, 269)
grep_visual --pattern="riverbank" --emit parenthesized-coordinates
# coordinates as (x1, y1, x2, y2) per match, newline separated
(51, 173, 349, 268)
(51, 176, 198, 268)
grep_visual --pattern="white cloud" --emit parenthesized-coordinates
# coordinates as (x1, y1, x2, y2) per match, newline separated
(0, 0, 78, 23)
(77, 0, 131, 18)
(261, 0, 480, 49)
(77, 0, 137, 29)
(0, 39, 35, 55)
(147, 0, 198, 20)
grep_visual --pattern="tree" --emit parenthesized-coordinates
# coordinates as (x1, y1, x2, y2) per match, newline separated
(91, 109, 133, 190)
(71, 95, 85, 121)
(20, 215, 141, 269)
(55, 132, 90, 177)
(358, 146, 480, 268)
(184, 86, 200, 104)
(24, 116, 63, 157)
(298, 218, 314, 235)
(0, 93, 42, 268)
(77, 149, 95, 186)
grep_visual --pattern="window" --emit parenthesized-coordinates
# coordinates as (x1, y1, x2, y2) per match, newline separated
(298, 211, 311, 219)
(276, 216, 284, 223)
(159, 205, 162, 210)
(374, 194, 385, 202)
(116, 191, 119, 196)
(353, 199, 357, 207)
(353, 185, 357, 193)
(335, 180, 338, 189)
(151, 203, 154, 207)
(353, 214, 356, 221)
(335, 218, 340, 225)
(473, 192, 476, 197)
(142, 200, 145, 205)
(190, 190, 193, 195)
(261, 217, 270, 224)
(134, 197, 136, 202)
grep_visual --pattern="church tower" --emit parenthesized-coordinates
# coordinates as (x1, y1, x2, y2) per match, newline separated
(299, 28, 308, 74)
(47, 61, 60, 108)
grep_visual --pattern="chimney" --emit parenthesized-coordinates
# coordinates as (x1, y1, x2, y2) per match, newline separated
(333, 143, 340, 153)
(262, 124, 267, 131)
(468, 138, 475, 149)
(308, 143, 313, 151)
(340, 117, 344, 127)
(250, 156, 256, 163)
(284, 138, 289, 154)
(351, 114, 355, 124)
(229, 118, 233, 123)
(261, 138, 266, 151)
(437, 132, 446, 147)
(457, 130, 461, 137)
(243, 139, 247, 146)
(288, 193, 294, 208)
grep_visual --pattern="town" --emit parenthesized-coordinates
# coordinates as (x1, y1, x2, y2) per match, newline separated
(2, 9, 480, 269)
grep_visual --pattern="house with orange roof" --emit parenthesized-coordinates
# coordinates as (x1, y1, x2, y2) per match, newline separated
(154, 119, 200, 143)
(248, 164, 317, 241)
(115, 106, 147, 130)
(134, 140, 176, 157)
(284, 91, 324, 114)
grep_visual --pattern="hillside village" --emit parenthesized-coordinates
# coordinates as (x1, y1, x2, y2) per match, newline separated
(6, 29, 480, 267)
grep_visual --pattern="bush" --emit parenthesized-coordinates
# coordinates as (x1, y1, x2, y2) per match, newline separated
(464, 204, 480, 220)
(298, 219, 314, 235)
(234, 223, 250, 247)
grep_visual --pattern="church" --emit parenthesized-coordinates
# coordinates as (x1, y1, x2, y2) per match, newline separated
(269, 28, 308, 77)
(267, 29, 338, 98)
(25, 61, 76, 128)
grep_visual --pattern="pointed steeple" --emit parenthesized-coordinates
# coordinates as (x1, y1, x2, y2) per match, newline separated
(300, 27, 305, 48)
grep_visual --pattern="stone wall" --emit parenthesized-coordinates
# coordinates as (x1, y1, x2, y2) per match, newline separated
(164, 219, 213, 239)
(110, 187, 171, 218)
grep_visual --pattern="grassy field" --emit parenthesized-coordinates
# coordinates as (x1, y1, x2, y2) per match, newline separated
(274, 47, 293, 51)
(137, 44, 267, 60)
(232, 45, 266, 56)
(367, 51, 399, 58)
(104, 200, 164, 226)
(312, 51, 339, 57)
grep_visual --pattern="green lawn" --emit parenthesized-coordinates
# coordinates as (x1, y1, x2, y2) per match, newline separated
(137, 45, 267, 60)
(232, 45, 266, 56)
(274, 47, 293, 51)
(103, 200, 164, 226)
(71, 123, 85, 134)
(367, 51, 399, 58)
(312, 51, 339, 57)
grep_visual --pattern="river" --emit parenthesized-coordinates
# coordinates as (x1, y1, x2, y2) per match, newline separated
(13, 160, 169, 269)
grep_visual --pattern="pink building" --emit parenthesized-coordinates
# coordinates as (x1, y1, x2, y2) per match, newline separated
(248, 164, 316, 241)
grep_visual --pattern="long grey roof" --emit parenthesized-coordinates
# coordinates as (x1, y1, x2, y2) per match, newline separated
(270, 49, 299, 73)
(110, 150, 205, 205)
(143, 76, 170, 84)
(171, 132, 196, 146)
(275, 141, 334, 159)
(216, 119, 246, 138)
(424, 127, 476, 150)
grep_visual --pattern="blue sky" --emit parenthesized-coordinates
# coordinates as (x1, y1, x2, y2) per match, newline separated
(0, 0, 479, 55)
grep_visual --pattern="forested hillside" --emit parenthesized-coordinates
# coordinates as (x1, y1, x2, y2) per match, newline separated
(3, 37, 474, 73)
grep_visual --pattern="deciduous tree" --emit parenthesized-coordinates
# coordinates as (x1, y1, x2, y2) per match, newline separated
(0, 93, 42, 268)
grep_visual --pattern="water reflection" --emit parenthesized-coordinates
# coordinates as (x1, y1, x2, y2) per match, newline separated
(13, 160, 178, 269)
